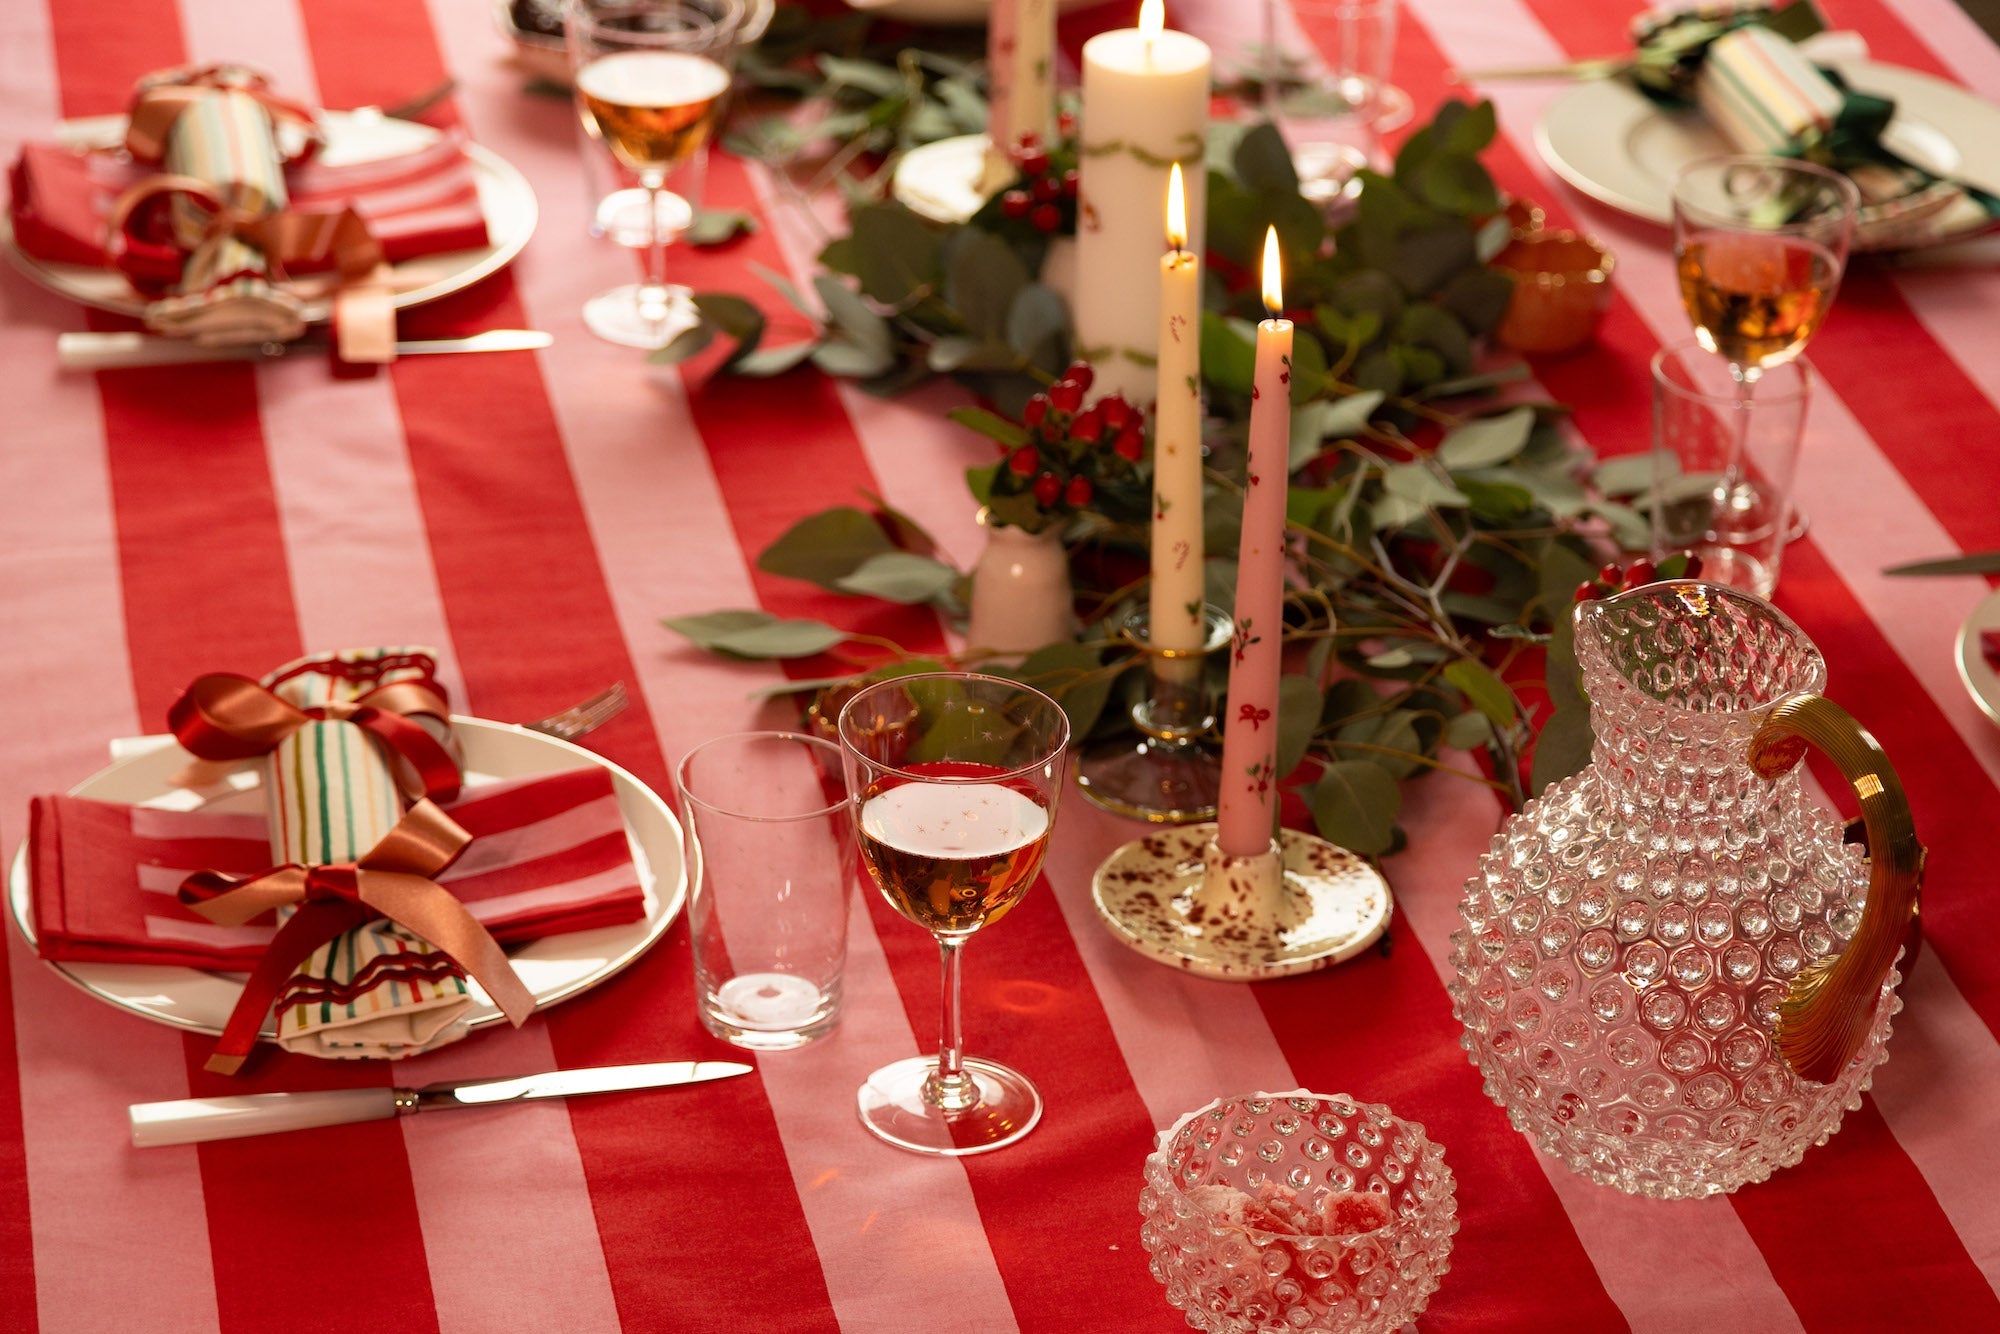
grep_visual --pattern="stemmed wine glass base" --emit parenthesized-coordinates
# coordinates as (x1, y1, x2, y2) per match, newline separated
(857, 1056, 1044, 1156)
(583, 283, 701, 349)
(1075, 735, 1222, 823)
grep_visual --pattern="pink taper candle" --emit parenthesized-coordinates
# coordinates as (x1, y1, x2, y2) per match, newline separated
(1215, 228, 1293, 856)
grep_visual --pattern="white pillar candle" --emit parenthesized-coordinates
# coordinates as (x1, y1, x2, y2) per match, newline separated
(1149, 162, 1205, 653)
(1074, 0, 1210, 406)
(1215, 229, 1292, 858)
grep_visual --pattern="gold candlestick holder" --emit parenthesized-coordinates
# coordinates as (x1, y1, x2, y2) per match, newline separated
(1075, 605, 1232, 823)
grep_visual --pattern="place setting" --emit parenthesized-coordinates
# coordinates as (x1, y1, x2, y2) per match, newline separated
(5, 0, 1998, 1329)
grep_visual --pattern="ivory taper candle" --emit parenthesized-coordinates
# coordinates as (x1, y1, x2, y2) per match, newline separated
(1214, 228, 1292, 856)
(1149, 161, 1205, 653)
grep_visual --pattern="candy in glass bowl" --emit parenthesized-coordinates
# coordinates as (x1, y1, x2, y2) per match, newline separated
(1139, 1092, 1457, 1334)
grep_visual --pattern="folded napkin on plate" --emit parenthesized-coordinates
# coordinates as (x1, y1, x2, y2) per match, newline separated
(7, 63, 490, 359)
(8, 130, 487, 275)
(60, 646, 563, 1072)
(1692, 25, 1991, 247)
(28, 766, 646, 969)
(250, 647, 479, 1062)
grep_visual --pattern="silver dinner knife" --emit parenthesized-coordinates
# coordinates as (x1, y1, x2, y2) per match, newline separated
(58, 328, 553, 372)
(130, 1061, 753, 1147)
(1883, 550, 2000, 577)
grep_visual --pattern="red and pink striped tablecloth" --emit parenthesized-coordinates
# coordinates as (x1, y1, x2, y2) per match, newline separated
(4, 1, 1999, 1330)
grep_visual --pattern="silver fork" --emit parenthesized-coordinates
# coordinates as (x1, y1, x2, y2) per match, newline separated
(523, 683, 629, 741)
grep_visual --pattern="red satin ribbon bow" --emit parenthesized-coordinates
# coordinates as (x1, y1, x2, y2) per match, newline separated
(104, 174, 385, 299)
(168, 671, 461, 803)
(125, 65, 325, 167)
(179, 800, 536, 1076)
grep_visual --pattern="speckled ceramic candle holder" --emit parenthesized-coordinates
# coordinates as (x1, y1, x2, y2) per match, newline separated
(1091, 823, 1392, 980)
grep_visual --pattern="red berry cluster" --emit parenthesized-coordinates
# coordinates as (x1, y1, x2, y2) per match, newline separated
(1572, 553, 1704, 604)
(993, 361, 1146, 523)
(996, 130, 1078, 235)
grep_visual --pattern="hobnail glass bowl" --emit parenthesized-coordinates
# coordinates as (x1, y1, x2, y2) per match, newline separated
(1139, 1092, 1457, 1334)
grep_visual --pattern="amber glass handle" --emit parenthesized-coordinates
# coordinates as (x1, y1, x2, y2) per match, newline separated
(1748, 694, 1925, 1085)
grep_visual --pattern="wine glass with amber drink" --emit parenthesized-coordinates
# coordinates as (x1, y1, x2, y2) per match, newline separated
(565, 0, 746, 347)
(838, 673, 1070, 1156)
(1670, 155, 1858, 564)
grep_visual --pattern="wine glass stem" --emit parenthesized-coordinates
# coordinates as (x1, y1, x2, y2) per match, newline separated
(637, 169, 672, 323)
(1716, 363, 1761, 528)
(927, 936, 977, 1113)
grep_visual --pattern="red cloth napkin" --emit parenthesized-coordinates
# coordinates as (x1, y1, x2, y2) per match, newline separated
(28, 766, 645, 971)
(7, 127, 489, 274)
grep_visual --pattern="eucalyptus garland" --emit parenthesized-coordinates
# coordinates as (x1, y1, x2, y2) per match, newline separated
(662, 58, 1638, 853)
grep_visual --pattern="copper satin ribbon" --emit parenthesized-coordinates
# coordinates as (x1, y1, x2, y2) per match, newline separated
(104, 174, 385, 297)
(110, 68, 396, 360)
(167, 672, 461, 803)
(179, 800, 536, 1076)
(124, 70, 325, 168)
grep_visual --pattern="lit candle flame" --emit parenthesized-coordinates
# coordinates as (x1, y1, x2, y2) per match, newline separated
(1139, 0, 1164, 38)
(1261, 226, 1282, 316)
(1166, 162, 1187, 252)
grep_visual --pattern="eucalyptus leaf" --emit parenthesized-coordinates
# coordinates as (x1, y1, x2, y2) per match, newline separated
(732, 341, 817, 377)
(834, 551, 960, 604)
(1010, 641, 1114, 740)
(753, 262, 818, 322)
(817, 53, 907, 99)
(662, 609, 847, 660)
(1381, 463, 1469, 508)
(841, 203, 942, 307)
(945, 228, 1030, 341)
(1590, 500, 1651, 551)
(812, 338, 897, 379)
(648, 320, 716, 366)
(686, 209, 758, 246)
(1200, 313, 1258, 396)
(1308, 760, 1402, 856)
(1443, 658, 1518, 726)
(1323, 389, 1386, 438)
(1445, 709, 1493, 750)
(758, 507, 894, 588)
(1275, 675, 1323, 779)
(1234, 121, 1301, 196)
(1438, 406, 1534, 470)
(1529, 701, 1595, 795)
(812, 275, 894, 359)
(1006, 283, 1069, 363)
(1593, 453, 1660, 497)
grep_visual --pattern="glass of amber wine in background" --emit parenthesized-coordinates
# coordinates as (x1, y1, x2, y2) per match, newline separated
(565, 0, 746, 347)
(1668, 156, 1857, 582)
(838, 673, 1071, 1156)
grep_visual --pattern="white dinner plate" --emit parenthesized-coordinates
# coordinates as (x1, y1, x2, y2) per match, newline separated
(2, 109, 538, 322)
(1956, 589, 2000, 728)
(1535, 59, 2000, 248)
(6, 718, 686, 1047)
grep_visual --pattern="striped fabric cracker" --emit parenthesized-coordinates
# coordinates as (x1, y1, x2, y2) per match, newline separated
(135, 73, 307, 343)
(1694, 24, 1845, 153)
(261, 647, 473, 1060)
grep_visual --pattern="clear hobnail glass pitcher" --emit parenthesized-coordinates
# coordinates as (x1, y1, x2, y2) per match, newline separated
(1450, 581, 1923, 1199)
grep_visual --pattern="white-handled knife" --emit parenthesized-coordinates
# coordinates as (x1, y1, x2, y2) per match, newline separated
(59, 329, 553, 372)
(130, 1060, 753, 1148)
